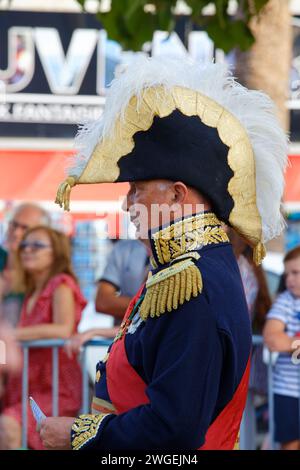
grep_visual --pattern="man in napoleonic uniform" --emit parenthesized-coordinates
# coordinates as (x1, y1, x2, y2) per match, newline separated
(40, 57, 287, 451)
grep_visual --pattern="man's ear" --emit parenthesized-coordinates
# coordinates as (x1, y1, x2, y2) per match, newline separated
(173, 182, 188, 204)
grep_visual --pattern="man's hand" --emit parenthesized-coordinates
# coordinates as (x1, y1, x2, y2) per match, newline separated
(0, 322, 22, 375)
(39, 417, 75, 450)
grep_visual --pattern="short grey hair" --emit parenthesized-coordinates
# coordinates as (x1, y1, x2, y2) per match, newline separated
(12, 203, 51, 227)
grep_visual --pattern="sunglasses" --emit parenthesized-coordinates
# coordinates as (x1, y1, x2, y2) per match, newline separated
(19, 241, 52, 252)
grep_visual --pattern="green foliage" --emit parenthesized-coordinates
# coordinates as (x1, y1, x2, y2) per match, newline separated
(77, 0, 270, 53)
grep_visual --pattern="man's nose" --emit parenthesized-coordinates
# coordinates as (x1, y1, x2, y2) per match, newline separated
(122, 193, 134, 212)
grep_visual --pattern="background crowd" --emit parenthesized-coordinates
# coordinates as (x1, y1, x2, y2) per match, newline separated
(0, 202, 300, 450)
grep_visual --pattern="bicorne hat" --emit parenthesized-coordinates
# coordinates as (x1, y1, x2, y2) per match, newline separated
(56, 56, 288, 264)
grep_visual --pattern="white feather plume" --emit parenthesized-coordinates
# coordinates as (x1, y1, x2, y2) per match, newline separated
(70, 55, 288, 242)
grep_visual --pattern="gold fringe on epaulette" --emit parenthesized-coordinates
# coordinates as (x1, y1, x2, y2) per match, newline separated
(253, 242, 266, 266)
(139, 258, 203, 321)
(55, 176, 77, 211)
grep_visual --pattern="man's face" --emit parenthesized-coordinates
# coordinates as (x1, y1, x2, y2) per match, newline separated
(122, 180, 176, 240)
(6, 207, 44, 252)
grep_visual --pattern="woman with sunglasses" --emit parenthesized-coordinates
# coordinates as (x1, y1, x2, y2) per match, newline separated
(0, 203, 50, 328)
(0, 226, 86, 449)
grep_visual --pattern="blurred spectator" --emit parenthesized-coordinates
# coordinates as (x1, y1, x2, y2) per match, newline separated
(0, 203, 50, 327)
(96, 240, 150, 324)
(277, 272, 286, 295)
(230, 229, 271, 326)
(65, 239, 149, 356)
(0, 322, 22, 397)
(230, 229, 271, 449)
(65, 326, 118, 358)
(264, 245, 300, 450)
(0, 247, 6, 273)
(0, 226, 86, 450)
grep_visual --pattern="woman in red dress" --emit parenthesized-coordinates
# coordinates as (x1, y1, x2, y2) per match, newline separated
(0, 226, 86, 449)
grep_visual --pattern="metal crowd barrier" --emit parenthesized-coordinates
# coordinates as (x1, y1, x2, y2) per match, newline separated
(20, 338, 112, 449)
(19, 335, 298, 450)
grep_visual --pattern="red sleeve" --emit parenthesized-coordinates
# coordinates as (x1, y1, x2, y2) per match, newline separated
(42, 273, 87, 325)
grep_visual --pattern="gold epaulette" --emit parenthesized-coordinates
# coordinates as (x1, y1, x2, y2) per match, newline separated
(139, 253, 202, 321)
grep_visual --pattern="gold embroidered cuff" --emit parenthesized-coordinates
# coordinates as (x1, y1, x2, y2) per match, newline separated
(71, 413, 112, 450)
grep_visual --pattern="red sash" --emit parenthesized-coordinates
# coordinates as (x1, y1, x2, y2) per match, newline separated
(106, 287, 250, 450)
(106, 286, 149, 414)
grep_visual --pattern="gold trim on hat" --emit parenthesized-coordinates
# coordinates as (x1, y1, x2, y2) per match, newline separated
(56, 85, 264, 262)
(79, 86, 262, 245)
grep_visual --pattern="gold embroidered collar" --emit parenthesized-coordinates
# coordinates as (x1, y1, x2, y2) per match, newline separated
(149, 212, 229, 268)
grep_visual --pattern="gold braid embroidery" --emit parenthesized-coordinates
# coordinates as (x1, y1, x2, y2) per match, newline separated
(71, 413, 111, 450)
(138, 213, 226, 321)
(151, 212, 228, 266)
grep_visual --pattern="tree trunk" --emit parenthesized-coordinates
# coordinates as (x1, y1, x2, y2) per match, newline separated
(235, 0, 292, 253)
(235, 0, 292, 131)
